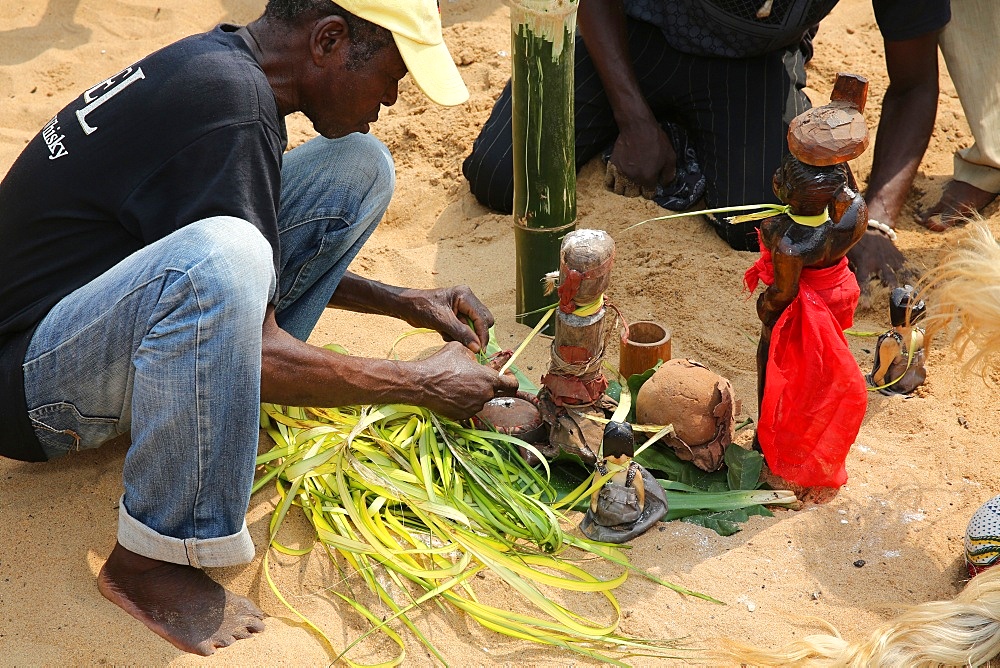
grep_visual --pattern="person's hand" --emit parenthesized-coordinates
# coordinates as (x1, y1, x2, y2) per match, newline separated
(414, 342, 519, 419)
(398, 285, 494, 353)
(847, 230, 908, 295)
(605, 120, 676, 198)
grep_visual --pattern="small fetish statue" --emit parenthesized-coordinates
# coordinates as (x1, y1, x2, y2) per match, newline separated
(745, 73, 871, 492)
(868, 285, 927, 395)
(579, 421, 667, 543)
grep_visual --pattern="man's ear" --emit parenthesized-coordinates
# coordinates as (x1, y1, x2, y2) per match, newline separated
(310, 15, 349, 65)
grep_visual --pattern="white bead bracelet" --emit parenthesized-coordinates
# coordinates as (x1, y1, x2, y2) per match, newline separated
(867, 218, 897, 241)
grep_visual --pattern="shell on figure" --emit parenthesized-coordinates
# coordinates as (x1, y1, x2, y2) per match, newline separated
(579, 420, 669, 543)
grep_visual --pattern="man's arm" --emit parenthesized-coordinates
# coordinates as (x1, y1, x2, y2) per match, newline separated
(577, 0, 675, 191)
(850, 30, 942, 289)
(260, 306, 518, 419)
(329, 271, 493, 353)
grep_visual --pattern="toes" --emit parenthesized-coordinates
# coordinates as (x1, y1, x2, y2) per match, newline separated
(918, 214, 940, 231)
(897, 266, 918, 286)
(604, 164, 617, 190)
(856, 276, 873, 299)
(194, 640, 218, 656)
(919, 213, 957, 232)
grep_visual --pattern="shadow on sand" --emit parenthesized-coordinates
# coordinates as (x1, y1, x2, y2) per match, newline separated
(0, 0, 92, 66)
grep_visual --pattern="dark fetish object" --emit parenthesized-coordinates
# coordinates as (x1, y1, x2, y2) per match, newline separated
(601, 420, 635, 458)
(868, 285, 927, 395)
(579, 421, 668, 544)
(472, 392, 547, 445)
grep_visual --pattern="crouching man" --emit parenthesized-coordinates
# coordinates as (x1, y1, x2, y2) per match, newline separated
(0, 0, 517, 655)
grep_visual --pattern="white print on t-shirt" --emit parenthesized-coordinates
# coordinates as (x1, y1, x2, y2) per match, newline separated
(75, 66, 146, 136)
(41, 116, 68, 161)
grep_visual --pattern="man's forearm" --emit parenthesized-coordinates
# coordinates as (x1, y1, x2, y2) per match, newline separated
(328, 271, 411, 319)
(577, 0, 654, 129)
(260, 305, 425, 407)
(259, 306, 515, 419)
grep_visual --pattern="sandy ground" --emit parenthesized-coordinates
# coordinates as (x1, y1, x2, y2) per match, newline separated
(2, 0, 999, 665)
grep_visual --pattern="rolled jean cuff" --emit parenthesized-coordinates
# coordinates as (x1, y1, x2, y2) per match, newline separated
(117, 496, 255, 568)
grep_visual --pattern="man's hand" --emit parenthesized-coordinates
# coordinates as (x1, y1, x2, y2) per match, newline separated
(261, 307, 517, 419)
(847, 230, 907, 295)
(398, 285, 494, 353)
(605, 121, 676, 198)
(414, 342, 519, 419)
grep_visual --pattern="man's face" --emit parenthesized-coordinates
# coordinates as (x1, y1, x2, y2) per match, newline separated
(303, 30, 408, 139)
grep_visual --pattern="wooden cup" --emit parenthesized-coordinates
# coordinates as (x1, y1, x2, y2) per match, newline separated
(619, 321, 672, 379)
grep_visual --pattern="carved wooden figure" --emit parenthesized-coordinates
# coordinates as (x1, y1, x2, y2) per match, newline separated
(745, 73, 871, 491)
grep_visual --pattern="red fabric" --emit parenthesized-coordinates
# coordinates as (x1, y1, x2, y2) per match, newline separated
(541, 373, 609, 406)
(745, 238, 866, 488)
(557, 269, 583, 313)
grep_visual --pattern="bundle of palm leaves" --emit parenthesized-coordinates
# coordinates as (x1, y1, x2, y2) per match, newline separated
(256, 401, 702, 666)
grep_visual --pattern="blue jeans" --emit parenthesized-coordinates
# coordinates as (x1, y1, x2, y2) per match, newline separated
(22, 134, 394, 568)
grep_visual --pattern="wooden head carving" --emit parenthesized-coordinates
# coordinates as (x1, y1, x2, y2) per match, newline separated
(787, 73, 869, 166)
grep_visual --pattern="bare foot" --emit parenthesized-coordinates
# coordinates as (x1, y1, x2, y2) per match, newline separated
(98, 542, 265, 655)
(919, 180, 998, 232)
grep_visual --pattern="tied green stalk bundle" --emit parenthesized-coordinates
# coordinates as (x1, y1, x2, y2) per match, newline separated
(256, 402, 702, 667)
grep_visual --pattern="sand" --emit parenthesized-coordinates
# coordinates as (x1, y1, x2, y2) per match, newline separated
(2, 0, 999, 665)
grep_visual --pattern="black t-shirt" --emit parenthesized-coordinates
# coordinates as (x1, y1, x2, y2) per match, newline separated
(0, 25, 286, 462)
(622, 0, 951, 58)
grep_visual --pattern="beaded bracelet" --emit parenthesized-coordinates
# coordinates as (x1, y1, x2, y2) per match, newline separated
(867, 218, 897, 241)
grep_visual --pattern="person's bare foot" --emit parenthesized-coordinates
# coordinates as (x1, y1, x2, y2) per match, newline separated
(919, 180, 998, 232)
(97, 542, 265, 655)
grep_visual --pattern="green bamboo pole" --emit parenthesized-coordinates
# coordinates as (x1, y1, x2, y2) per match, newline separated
(511, 0, 578, 331)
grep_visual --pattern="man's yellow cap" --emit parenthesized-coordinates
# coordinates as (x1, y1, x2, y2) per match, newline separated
(335, 0, 469, 106)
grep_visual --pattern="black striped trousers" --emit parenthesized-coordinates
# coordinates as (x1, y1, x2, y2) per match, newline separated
(462, 19, 811, 251)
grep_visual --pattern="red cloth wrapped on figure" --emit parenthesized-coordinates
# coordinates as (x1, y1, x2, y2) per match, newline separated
(744, 242, 867, 488)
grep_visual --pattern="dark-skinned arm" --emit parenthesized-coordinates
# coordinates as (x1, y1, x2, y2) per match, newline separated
(577, 0, 675, 190)
(850, 30, 942, 288)
(329, 271, 493, 353)
(260, 306, 518, 420)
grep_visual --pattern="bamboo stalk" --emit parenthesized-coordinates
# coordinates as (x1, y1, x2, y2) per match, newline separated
(511, 0, 578, 331)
